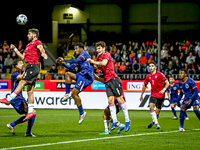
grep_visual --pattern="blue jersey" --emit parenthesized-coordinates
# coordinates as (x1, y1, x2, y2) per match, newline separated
(166, 83, 180, 99)
(179, 77, 199, 99)
(76, 51, 94, 80)
(11, 70, 24, 98)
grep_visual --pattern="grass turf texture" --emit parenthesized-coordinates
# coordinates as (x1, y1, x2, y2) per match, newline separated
(0, 109, 200, 150)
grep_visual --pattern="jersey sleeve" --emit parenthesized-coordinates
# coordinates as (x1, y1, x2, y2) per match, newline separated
(190, 79, 198, 89)
(166, 87, 169, 92)
(11, 72, 20, 81)
(36, 40, 43, 49)
(159, 72, 167, 81)
(78, 52, 86, 61)
(102, 52, 110, 61)
(144, 75, 149, 85)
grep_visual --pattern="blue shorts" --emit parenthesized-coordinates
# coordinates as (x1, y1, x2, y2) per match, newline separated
(75, 72, 93, 91)
(182, 97, 200, 109)
(10, 96, 28, 114)
(170, 98, 181, 107)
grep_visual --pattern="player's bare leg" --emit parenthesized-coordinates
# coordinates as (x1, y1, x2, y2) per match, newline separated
(100, 108, 111, 135)
(71, 88, 87, 124)
(23, 85, 36, 122)
(0, 80, 27, 105)
(116, 96, 131, 132)
(62, 72, 76, 102)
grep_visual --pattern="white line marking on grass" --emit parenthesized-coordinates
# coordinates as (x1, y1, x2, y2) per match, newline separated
(1, 129, 200, 150)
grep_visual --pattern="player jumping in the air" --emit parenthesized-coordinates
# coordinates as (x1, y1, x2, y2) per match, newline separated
(0, 28, 47, 122)
(87, 41, 131, 132)
(2, 59, 36, 137)
(166, 76, 189, 120)
(94, 74, 125, 135)
(56, 42, 94, 124)
(178, 69, 200, 132)
(140, 62, 169, 129)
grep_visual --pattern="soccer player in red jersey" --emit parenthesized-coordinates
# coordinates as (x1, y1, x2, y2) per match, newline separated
(140, 62, 169, 129)
(87, 41, 131, 132)
(0, 28, 47, 122)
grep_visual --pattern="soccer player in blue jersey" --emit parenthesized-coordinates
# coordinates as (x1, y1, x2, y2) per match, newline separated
(56, 42, 94, 124)
(178, 69, 200, 132)
(166, 76, 189, 120)
(0, 59, 36, 137)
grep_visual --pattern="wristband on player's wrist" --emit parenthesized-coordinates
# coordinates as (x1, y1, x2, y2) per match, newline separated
(14, 48, 18, 52)
(163, 88, 166, 91)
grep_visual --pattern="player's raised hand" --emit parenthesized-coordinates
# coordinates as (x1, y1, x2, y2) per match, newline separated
(41, 53, 48, 59)
(10, 44, 16, 49)
(87, 58, 94, 64)
(139, 95, 143, 101)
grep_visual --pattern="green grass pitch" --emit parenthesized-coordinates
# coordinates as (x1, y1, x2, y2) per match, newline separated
(0, 109, 200, 150)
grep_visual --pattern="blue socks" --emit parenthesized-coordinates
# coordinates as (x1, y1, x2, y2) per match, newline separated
(65, 83, 71, 94)
(26, 115, 36, 134)
(78, 104, 84, 115)
(194, 110, 200, 120)
(180, 110, 185, 128)
(171, 108, 177, 117)
(10, 116, 26, 127)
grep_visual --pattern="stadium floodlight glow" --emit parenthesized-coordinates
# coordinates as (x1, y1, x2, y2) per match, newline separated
(69, 7, 77, 13)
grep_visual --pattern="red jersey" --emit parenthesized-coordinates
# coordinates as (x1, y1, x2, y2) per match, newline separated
(97, 52, 117, 83)
(144, 71, 167, 98)
(24, 40, 42, 65)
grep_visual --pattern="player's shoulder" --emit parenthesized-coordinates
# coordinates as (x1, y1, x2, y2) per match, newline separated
(103, 52, 111, 58)
(35, 40, 43, 45)
(187, 77, 196, 84)
(11, 71, 19, 79)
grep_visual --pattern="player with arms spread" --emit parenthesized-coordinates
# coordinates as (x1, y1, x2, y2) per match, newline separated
(3, 59, 36, 137)
(166, 76, 189, 120)
(87, 41, 131, 132)
(0, 28, 47, 122)
(57, 42, 94, 124)
(178, 69, 200, 132)
(140, 62, 169, 129)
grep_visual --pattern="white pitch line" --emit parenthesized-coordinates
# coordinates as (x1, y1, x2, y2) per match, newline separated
(1, 129, 200, 150)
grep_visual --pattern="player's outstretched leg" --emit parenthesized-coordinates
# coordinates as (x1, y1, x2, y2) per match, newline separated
(178, 110, 186, 132)
(117, 122, 125, 134)
(110, 105, 118, 130)
(171, 107, 178, 120)
(25, 114, 36, 137)
(185, 112, 189, 120)
(62, 72, 74, 102)
(0, 98, 11, 105)
(8, 116, 26, 135)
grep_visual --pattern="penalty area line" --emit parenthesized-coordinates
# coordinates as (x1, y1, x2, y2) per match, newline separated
(1, 129, 200, 150)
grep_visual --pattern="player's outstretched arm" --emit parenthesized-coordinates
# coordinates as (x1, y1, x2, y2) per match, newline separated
(56, 57, 76, 70)
(87, 58, 108, 66)
(63, 57, 84, 63)
(10, 44, 25, 60)
(140, 84, 147, 101)
(94, 73, 105, 83)
(38, 46, 48, 59)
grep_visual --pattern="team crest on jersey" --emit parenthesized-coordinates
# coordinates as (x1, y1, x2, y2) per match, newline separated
(155, 76, 157, 78)
(173, 87, 177, 90)
(185, 84, 189, 89)
(149, 77, 151, 79)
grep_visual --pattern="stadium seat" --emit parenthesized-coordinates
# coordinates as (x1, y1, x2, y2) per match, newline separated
(5, 74, 11, 79)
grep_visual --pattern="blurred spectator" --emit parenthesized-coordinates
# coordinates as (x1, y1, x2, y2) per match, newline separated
(134, 42, 139, 53)
(129, 50, 134, 60)
(146, 49, 152, 60)
(189, 43, 195, 52)
(57, 65, 66, 80)
(173, 59, 181, 74)
(185, 47, 190, 57)
(121, 44, 127, 53)
(195, 51, 200, 66)
(3, 43, 10, 53)
(84, 41, 89, 52)
(184, 62, 188, 70)
(181, 40, 187, 51)
(4, 53, 13, 73)
(121, 51, 129, 62)
(140, 42, 147, 51)
(137, 50, 142, 58)
(163, 53, 171, 65)
(0, 55, 4, 71)
(113, 59, 119, 73)
(119, 61, 126, 73)
(188, 60, 196, 74)
(128, 41, 133, 51)
(126, 61, 132, 74)
(179, 52, 186, 65)
(161, 46, 168, 58)
(114, 49, 121, 62)
(151, 45, 157, 54)
(132, 59, 141, 74)
(160, 61, 166, 74)
(174, 41, 179, 55)
(177, 45, 184, 58)
(168, 46, 175, 58)
(196, 65, 200, 74)
(172, 55, 178, 64)
(186, 52, 196, 64)
(148, 55, 154, 64)
(165, 60, 174, 75)
(195, 42, 200, 53)
(18, 40, 23, 50)
(50, 65, 58, 79)
(92, 55, 97, 61)
(89, 42, 95, 57)
(130, 52, 139, 65)
(139, 52, 148, 73)
(45, 71, 53, 80)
